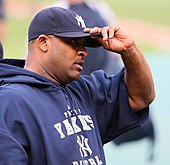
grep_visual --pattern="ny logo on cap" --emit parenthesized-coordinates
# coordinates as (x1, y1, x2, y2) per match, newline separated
(75, 15, 86, 29)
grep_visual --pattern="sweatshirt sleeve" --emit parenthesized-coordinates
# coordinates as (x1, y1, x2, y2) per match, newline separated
(0, 129, 29, 164)
(76, 69, 149, 144)
(0, 86, 29, 164)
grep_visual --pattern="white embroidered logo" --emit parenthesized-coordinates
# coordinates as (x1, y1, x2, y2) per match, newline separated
(75, 15, 86, 28)
(77, 135, 92, 157)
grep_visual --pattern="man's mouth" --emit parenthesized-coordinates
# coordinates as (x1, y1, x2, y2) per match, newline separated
(74, 59, 84, 71)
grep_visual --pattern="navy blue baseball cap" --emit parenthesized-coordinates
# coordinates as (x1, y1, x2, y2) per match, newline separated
(28, 7, 101, 47)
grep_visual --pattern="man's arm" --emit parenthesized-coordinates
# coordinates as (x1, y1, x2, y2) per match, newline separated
(84, 26, 155, 111)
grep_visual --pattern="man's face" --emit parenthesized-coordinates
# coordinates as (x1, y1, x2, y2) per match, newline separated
(45, 35, 88, 85)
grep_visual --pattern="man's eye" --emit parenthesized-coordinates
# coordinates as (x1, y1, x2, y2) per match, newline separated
(70, 39, 86, 47)
(71, 39, 78, 46)
(71, 39, 79, 46)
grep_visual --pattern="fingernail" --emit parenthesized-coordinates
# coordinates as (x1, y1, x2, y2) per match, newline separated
(109, 34, 113, 38)
(103, 37, 108, 40)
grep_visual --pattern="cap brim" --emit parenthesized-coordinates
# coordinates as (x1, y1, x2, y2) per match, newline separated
(54, 32, 102, 48)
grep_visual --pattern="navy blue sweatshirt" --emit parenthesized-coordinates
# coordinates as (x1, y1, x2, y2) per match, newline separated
(0, 59, 148, 165)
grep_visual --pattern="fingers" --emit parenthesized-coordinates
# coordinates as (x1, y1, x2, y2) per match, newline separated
(84, 26, 115, 41)
(99, 27, 109, 40)
(108, 27, 114, 39)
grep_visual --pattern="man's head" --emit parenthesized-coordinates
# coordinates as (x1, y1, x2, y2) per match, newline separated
(26, 7, 101, 85)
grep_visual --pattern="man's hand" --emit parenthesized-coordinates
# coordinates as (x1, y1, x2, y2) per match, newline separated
(84, 26, 134, 54)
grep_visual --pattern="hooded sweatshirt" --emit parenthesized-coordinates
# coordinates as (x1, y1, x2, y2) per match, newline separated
(0, 59, 148, 165)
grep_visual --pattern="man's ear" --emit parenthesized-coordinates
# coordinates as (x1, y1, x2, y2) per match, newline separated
(37, 35, 48, 52)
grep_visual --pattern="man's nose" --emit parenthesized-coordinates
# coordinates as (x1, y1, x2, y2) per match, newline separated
(78, 49, 88, 58)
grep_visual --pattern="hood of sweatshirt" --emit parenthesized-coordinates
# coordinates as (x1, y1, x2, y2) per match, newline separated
(0, 58, 61, 89)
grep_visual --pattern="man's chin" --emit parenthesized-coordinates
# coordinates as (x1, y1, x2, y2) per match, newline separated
(74, 73, 81, 81)
(68, 72, 81, 83)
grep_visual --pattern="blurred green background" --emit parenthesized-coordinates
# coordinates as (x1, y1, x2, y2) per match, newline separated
(106, 0, 170, 25)
(3, 0, 170, 58)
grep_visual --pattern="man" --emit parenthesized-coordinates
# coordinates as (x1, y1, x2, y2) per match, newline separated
(0, 7, 155, 164)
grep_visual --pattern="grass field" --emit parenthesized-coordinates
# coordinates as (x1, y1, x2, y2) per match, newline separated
(3, 0, 170, 58)
(106, 0, 170, 25)
(4, 17, 29, 58)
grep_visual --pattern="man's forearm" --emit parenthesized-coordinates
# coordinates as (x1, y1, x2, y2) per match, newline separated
(122, 43, 155, 111)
